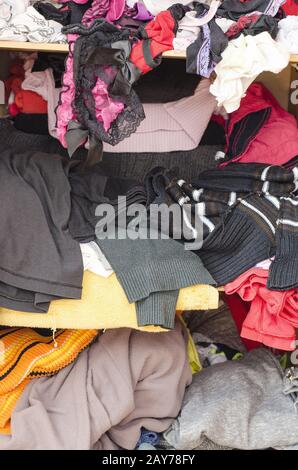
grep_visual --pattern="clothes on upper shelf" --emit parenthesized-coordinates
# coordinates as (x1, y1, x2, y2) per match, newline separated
(210, 32, 289, 113)
(0, 321, 192, 450)
(277, 15, 298, 53)
(220, 83, 298, 166)
(186, 3, 228, 78)
(0, 327, 98, 434)
(164, 349, 298, 450)
(225, 268, 298, 351)
(141, 0, 193, 16)
(225, 13, 279, 39)
(217, 0, 284, 20)
(103, 79, 216, 153)
(281, 0, 298, 16)
(173, 1, 220, 51)
(0, 5, 66, 42)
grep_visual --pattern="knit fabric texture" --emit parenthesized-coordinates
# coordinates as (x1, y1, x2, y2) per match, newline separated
(0, 327, 98, 434)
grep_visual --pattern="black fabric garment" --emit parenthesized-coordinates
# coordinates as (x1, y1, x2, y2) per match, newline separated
(67, 0, 92, 24)
(186, 15, 228, 77)
(0, 118, 87, 159)
(62, 19, 144, 163)
(217, 0, 279, 20)
(145, 163, 298, 288)
(194, 163, 297, 195)
(224, 108, 271, 163)
(133, 59, 201, 103)
(268, 196, 298, 290)
(200, 120, 226, 146)
(0, 150, 83, 313)
(32, 53, 66, 88)
(227, 14, 279, 40)
(69, 163, 147, 242)
(33, 2, 70, 25)
(14, 113, 49, 135)
(0, 119, 221, 179)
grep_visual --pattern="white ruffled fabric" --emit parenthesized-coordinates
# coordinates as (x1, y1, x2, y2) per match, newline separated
(0, 5, 66, 42)
(277, 16, 298, 54)
(210, 32, 290, 113)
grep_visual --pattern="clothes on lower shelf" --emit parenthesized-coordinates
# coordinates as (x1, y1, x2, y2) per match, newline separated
(0, 327, 98, 434)
(0, 321, 192, 450)
(164, 349, 298, 450)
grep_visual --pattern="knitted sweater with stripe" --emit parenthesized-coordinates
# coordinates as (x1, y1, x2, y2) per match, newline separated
(147, 163, 298, 289)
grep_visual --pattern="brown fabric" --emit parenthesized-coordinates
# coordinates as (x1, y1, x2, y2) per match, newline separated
(0, 321, 191, 450)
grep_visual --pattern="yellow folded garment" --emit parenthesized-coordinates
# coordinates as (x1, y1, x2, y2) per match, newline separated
(0, 271, 219, 331)
(0, 327, 98, 434)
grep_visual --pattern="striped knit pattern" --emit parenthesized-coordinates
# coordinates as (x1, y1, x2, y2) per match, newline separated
(154, 163, 298, 286)
(0, 327, 98, 434)
(268, 196, 298, 290)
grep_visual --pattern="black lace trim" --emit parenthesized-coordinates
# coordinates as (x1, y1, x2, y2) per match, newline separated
(71, 20, 145, 146)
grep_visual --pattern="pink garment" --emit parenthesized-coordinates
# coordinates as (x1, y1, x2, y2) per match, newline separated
(56, 35, 124, 148)
(104, 78, 216, 153)
(56, 35, 77, 148)
(225, 268, 298, 351)
(21, 69, 61, 139)
(83, 0, 126, 25)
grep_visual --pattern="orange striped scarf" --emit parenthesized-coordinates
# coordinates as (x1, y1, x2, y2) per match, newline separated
(0, 327, 98, 435)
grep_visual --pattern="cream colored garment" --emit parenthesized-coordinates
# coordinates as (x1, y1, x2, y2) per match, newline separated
(277, 16, 298, 54)
(210, 32, 290, 113)
(104, 79, 216, 153)
(80, 241, 113, 278)
(0, 271, 219, 331)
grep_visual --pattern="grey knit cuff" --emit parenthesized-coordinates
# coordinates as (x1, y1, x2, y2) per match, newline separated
(136, 290, 179, 329)
(117, 258, 215, 303)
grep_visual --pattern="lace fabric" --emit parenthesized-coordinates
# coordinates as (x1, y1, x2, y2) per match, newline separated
(72, 22, 145, 146)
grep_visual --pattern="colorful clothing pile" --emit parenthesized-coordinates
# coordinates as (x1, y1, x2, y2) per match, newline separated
(0, 327, 97, 434)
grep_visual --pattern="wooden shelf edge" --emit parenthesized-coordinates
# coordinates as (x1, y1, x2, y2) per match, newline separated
(0, 41, 297, 63)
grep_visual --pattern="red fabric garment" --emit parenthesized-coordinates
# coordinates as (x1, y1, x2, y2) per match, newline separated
(130, 10, 177, 74)
(225, 268, 298, 351)
(222, 83, 298, 167)
(282, 0, 298, 15)
(223, 294, 262, 351)
(15, 91, 48, 114)
(226, 13, 261, 38)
